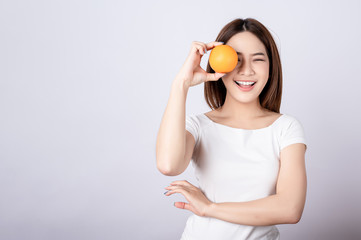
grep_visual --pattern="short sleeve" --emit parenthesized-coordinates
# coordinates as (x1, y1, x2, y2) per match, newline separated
(280, 116, 307, 151)
(185, 114, 200, 146)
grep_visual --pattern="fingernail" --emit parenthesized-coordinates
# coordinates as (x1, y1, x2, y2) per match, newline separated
(218, 41, 224, 44)
(173, 202, 176, 206)
(164, 190, 169, 195)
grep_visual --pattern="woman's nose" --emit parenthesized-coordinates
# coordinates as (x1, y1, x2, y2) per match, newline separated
(237, 60, 255, 76)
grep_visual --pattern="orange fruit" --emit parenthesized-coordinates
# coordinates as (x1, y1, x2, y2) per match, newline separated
(209, 45, 238, 73)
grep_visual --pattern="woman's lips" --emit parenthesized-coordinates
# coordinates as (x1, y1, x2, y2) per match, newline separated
(234, 81, 256, 92)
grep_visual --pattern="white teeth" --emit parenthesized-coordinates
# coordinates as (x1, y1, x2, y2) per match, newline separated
(236, 81, 255, 85)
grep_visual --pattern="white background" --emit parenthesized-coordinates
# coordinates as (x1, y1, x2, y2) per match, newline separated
(1, 0, 360, 239)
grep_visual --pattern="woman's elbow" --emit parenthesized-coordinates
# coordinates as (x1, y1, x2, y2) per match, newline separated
(156, 163, 181, 176)
(287, 206, 304, 224)
(157, 164, 174, 176)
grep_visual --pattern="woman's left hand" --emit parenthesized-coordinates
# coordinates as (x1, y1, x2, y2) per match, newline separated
(164, 180, 214, 217)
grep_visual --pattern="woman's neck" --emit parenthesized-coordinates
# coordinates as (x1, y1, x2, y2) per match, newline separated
(217, 98, 268, 120)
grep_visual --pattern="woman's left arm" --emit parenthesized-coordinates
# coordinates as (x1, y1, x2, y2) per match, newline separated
(165, 143, 307, 226)
(206, 143, 307, 226)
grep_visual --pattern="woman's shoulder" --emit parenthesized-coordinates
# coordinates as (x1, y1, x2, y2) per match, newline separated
(185, 112, 211, 128)
(276, 113, 306, 134)
(278, 113, 303, 124)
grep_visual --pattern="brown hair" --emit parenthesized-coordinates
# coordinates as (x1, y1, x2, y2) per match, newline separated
(205, 18, 282, 113)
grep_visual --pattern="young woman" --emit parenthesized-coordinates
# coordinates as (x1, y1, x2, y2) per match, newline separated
(156, 18, 307, 240)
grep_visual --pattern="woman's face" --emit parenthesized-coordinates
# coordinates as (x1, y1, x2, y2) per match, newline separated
(221, 31, 270, 104)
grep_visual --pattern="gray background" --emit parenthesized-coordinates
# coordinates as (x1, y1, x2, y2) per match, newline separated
(1, 0, 360, 239)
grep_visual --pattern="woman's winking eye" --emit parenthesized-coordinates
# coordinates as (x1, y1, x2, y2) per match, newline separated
(237, 59, 265, 62)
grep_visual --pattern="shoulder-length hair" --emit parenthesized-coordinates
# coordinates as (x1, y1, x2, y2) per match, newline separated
(205, 18, 282, 113)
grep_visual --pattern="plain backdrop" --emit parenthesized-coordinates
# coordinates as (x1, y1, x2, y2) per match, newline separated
(1, 0, 360, 239)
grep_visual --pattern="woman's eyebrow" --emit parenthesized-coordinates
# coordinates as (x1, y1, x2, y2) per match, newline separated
(236, 52, 265, 56)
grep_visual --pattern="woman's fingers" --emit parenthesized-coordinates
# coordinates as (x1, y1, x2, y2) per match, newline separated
(191, 41, 207, 56)
(197, 44, 207, 55)
(164, 182, 195, 197)
(164, 186, 188, 196)
(165, 184, 189, 192)
(192, 41, 224, 56)
(170, 180, 193, 186)
(205, 41, 224, 51)
(164, 181, 211, 216)
(179, 40, 225, 88)
(174, 202, 189, 210)
(206, 72, 226, 82)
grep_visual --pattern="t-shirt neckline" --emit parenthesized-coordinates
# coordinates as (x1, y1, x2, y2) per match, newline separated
(202, 113, 285, 131)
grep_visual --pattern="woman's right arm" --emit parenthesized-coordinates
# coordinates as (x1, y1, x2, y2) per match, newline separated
(156, 41, 225, 176)
(155, 77, 190, 176)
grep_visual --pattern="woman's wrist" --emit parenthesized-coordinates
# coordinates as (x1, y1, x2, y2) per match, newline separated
(204, 202, 218, 218)
(172, 77, 190, 92)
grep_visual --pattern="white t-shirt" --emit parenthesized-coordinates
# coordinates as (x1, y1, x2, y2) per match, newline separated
(181, 112, 307, 240)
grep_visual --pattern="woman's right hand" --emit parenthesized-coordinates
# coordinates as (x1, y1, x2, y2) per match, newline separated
(175, 41, 226, 88)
